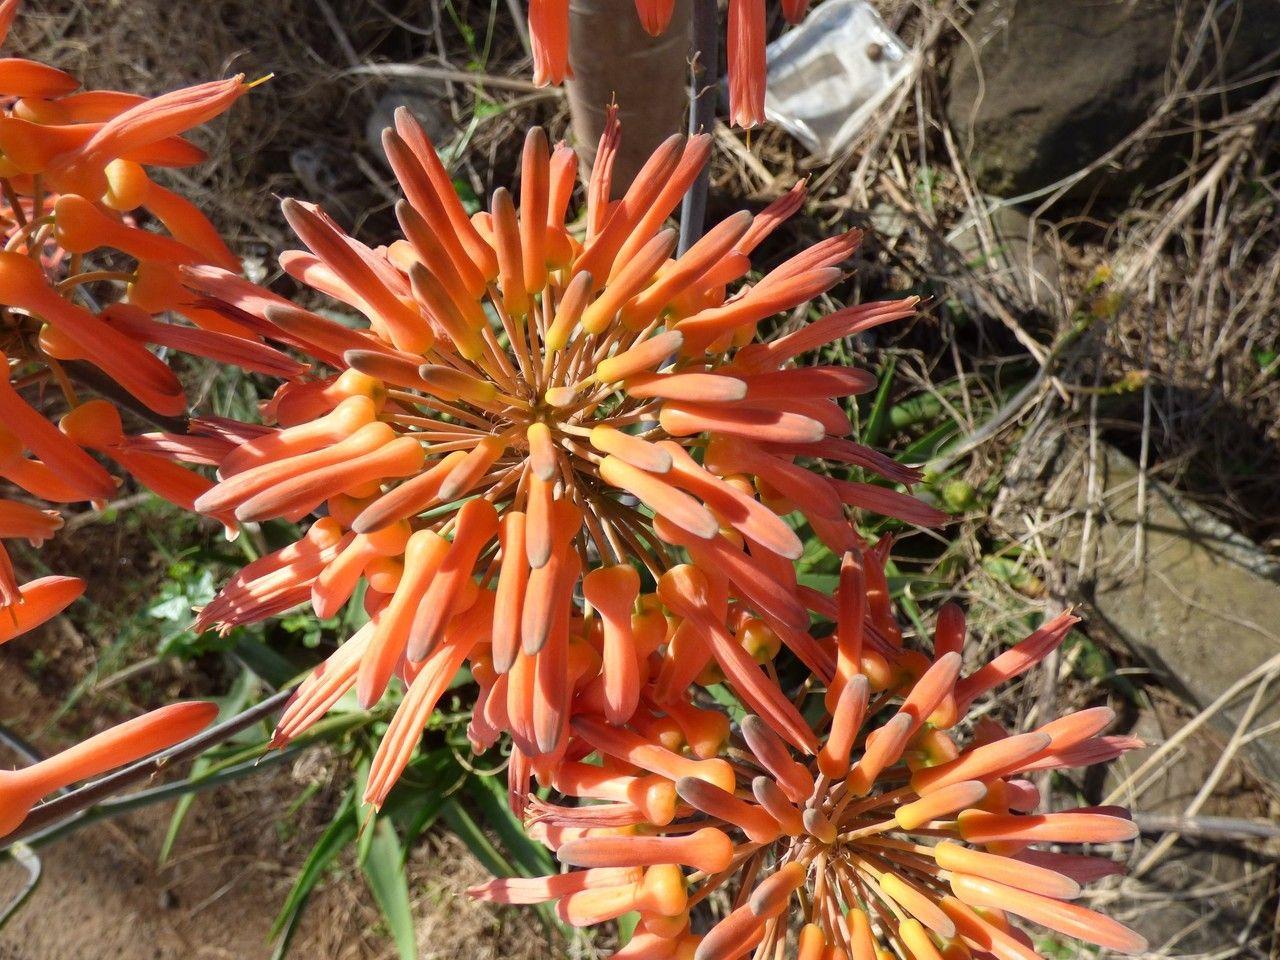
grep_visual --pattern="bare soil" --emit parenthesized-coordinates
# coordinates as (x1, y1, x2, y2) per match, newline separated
(0, 658, 549, 960)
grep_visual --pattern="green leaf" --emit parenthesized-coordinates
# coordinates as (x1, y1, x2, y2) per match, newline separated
(397, 792, 446, 853)
(1063, 631, 1141, 703)
(466, 775, 554, 878)
(861, 356, 896, 448)
(440, 798, 513, 879)
(159, 669, 257, 863)
(158, 757, 207, 865)
(354, 756, 377, 866)
(938, 478, 978, 512)
(362, 819, 417, 960)
(271, 795, 357, 958)
(617, 911, 640, 946)
(797, 572, 840, 595)
(705, 684, 747, 722)
(887, 391, 945, 431)
(384, 749, 461, 849)
(452, 178, 481, 216)
(440, 796, 565, 937)
(233, 637, 300, 689)
(980, 555, 1044, 597)
(898, 419, 960, 463)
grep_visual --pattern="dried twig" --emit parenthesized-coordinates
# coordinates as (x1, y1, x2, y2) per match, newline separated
(1132, 813, 1280, 843)
(341, 62, 557, 95)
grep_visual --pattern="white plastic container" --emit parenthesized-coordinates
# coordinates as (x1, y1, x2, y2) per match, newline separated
(764, 0, 912, 157)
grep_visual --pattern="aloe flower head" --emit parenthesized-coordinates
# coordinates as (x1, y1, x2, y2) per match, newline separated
(473, 554, 1147, 960)
(188, 112, 939, 807)
(0, 0, 292, 630)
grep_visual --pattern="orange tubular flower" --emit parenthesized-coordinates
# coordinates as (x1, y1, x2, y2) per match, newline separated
(0, 0, 263, 629)
(472, 571, 1147, 960)
(188, 117, 935, 798)
(0, 700, 217, 837)
(0, 498, 62, 603)
(635, 0, 676, 36)
(727, 0, 767, 128)
(529, 0, 572, 86)
(0, 574, 83, 644)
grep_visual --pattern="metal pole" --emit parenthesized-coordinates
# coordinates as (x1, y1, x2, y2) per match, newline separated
(677, 0, 719, 255)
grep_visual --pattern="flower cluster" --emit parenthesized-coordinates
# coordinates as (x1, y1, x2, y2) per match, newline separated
(0, 15, 1147, 953)
(472, 561, 1148, 959)
(0, 0, 257, 838)
(172, 112, 1146, 958)
(526, 0, 801, 127)
(0, 0, 293, 645)
(187, 109, 938, 789)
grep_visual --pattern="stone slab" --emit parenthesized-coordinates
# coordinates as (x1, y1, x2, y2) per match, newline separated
(1001, 439, 1280, 779)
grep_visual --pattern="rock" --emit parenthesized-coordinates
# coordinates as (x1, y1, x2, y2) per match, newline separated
(945, 0, 1280, 198)
(995, 431, 1280, 949)
(285, 92, 450, 231)
(289, 143, 378, 231)
(993, 437, 1280, 779)
(364, 90, 450, 160)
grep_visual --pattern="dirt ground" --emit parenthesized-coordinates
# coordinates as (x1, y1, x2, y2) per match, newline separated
(0, 660, 549, 960)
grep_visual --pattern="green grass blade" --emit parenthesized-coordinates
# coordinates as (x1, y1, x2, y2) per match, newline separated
(466, 775, 554, 877)
(159, 669, 256, 863)
(861, 356, 897, 448)
(382, 749, 463, 851)
(270, 794, 357, 957)
(362, 819, 417, 960)
(157, 757, 207, 865)
(440, 798, 513, 879)
(354, 757, 377, 866)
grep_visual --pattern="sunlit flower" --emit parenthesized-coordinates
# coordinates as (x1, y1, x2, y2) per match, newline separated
(189, 113, 934, 804)
(0, 699, 217, 837)
(726, 0, 767, 128)
(0, 0, 271, 630)
(523, 0, 805, 127)
(0, 497, 61, 602)
(472, 556, 1147, 959)
(0, 574, 82, 644)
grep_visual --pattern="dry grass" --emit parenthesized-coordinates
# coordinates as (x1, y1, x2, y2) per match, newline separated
(699, 5, 1280, 956)
(12, 0, 563, 249)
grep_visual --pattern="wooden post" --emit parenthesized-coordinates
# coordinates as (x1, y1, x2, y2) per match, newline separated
(565, 0, 693, 193)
